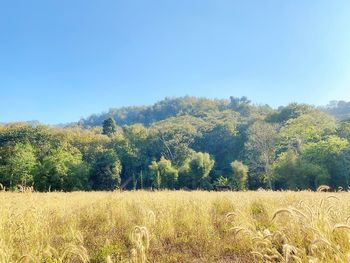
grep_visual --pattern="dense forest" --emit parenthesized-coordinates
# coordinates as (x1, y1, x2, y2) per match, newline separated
(1, 96, 350, 192)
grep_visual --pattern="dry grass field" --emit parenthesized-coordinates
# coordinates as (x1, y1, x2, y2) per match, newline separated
(0, 190, 349, 263)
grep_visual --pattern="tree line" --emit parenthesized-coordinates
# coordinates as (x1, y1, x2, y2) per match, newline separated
(0, 96, 350, 191)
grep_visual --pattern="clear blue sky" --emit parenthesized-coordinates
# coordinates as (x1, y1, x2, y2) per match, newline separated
(1, 0, 350, 124)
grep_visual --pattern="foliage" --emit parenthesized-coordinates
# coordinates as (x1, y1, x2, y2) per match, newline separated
(149, 157, 178, 189)
(302, 136, 349, 188)
(273, 149, 327, 190)
(102, 117, 117, 136)
(34, 145, 85, 191)
(280, 110, 337, 146)
(338, 120, 350, 141)
(0, 143, 36, 188)
(245, 121, 279, 189)
(215, 176, 230, 187)
(267, 103, 314, 123)
(1, 96, 350, 191)
(90, 149, 122, 190)
(230, 160, 248, 190)
(186, 152, 215, 189)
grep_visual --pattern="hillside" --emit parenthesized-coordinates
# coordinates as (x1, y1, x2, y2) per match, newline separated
(78, 97, 350, 128)
(1, 96, 350, 192)
(78, 96, 231, 127)
(321, 100, 350, 121)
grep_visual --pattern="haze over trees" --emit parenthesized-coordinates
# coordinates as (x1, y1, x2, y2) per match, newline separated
(1, 96, 350, 191)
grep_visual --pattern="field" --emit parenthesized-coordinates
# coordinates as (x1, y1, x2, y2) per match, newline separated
(0, 191, 349, 263)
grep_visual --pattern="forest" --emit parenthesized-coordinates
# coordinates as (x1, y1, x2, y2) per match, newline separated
(1, 96, 350, 192)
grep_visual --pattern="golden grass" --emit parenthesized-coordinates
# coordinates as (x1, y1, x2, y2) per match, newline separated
(0, 190, 350, 262)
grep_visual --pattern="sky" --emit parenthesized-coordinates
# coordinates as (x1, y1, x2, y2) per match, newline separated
(0, 0, 350, 124)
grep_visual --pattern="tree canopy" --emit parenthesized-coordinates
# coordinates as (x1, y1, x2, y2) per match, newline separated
(1, 96, 350, 191)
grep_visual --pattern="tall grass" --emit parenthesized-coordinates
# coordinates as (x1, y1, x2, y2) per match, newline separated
(0, 190, 349, 262)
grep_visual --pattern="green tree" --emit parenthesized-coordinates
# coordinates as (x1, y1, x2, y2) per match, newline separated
(34, 146, 84, 191)
(273, 150, 328, 190)
(194, 111, 240, 176)
(267, 103, 314, 123)
(338, 120, 350, 141)
(63, 161, 90, 191)
(90, 149, 122, 190)
(116, 124, 150, 189)
(102, 117, 117, 136)
(215, 176, 230, 188)
(187, 152, 215, 189)
(245, 122, 279, 189)
(229, 96, 251, 116)
(0, 143, 36, 188)
(302, 136, 349, 188)
(149, 157, 178, 189)
(149, 116, 203, 166)
(336, 148, 350, 189)
(177, 161, 191, 188)
(230, 160, 248, 190)
(280, 110, 337, 149)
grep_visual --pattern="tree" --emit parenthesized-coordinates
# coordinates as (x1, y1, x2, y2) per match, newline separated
(187, 152, 215, 189)
(194, 111, 240, 176)
(177, 161, 191, 188)
(102, 117, 117, 136)
(90, 149, 122, 190)
(229, 96, 251, 116)
(272, 150, 328, 190)
(63, 162, 90, 191)
(59, 126, 110, 163)
(117, 124, 150, 189)
(245, 122, 279, 189)
(34, 146, 84, 191)
(267, 103, 314, 123)
(336, 148, 350, 189)
(279, 110, 337, 148)
(338, 120, 350, 141)
(149, 116, 203, 166)
(0, 143, 36, 188)
(301, 136, 349, 188)
(149, 157, 178, 189)
(215, 176, 230, 188)
(231, 160, 248, 190)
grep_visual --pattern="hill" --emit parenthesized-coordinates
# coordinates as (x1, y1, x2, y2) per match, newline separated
(78, 96, 350, 128)
(321, 100, 350, 120)
(1, 96, 350, 192)
(78, 96, 231, 127)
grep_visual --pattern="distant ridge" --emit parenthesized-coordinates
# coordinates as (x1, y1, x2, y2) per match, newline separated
(78, 96, 231, 127)
(320, 101, 350, 121)
(77, 96, 350, 128)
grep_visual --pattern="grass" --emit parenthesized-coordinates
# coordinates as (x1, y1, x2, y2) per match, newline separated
(0, 190, 350, 262)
